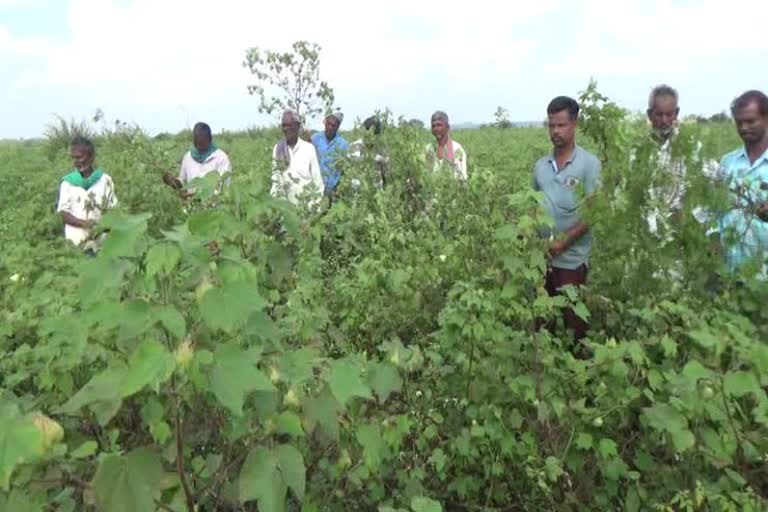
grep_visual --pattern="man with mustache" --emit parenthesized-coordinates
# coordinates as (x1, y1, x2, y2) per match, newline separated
(271, 110, 324, 207)
(163, 122, 231, 196)
(533, 96, 601, 341)
(715, 90, 768, 278)
(56, 136, 118, 251)
(311, 111, 349, 200)
(426, 111, 467, 181)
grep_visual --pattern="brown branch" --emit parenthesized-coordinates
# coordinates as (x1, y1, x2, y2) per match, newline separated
(174, 384, 196, 512)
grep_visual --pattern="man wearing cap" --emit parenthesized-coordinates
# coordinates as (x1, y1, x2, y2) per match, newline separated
(426, 111, 467, 181)
(163, 122, 231, 195)
(311, 111, 349, 198)
(272, 110, 324, 206)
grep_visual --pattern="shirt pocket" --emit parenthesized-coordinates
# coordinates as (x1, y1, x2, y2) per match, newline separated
(553, 174, 579, 213)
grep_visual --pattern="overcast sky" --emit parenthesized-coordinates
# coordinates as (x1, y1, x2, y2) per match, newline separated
(1, 0, 767, 138)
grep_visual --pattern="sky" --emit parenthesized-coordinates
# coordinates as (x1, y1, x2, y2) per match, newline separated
(1, 0, 767, 139)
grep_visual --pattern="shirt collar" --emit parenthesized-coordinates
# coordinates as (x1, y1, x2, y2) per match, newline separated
(547, 145, 580, 166)
(735, 145, 768, 167)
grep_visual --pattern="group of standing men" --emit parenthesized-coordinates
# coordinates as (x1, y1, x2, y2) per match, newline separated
(56, 86, 768, 339)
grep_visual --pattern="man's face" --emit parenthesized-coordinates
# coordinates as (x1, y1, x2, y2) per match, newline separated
(324, 117, 340, 140)
(70, 145, 94, 171)
(431, 119, 448, 140)
(547, 110, 577, 149)
(193, 133, 212, 153)
(734, 101, 768, 146)
(648, 95, 679, 138)
(282, 115, 299, 141)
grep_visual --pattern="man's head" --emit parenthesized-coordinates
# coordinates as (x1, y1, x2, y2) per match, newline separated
(431, 111, 450, 141)
(281, 110, 301, 143)
(647, 85, 680, 139)
(730, 90, 768, 146)
(546, 96, 579, 150)
(324, 111, 343, 140)
(192, 122, 213, 153)
(363, 116, 382, 135)
(70, 136, 95, 172)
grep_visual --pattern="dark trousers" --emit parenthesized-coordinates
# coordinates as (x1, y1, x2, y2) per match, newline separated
(544, 265, 589, 340)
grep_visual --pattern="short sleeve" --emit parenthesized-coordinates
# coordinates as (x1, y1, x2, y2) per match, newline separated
(218, 152, 232, 174)
(178, 155, 188, 183)
(56, 182, 73, 213)
(107, 177, 118, 208)
(584, 157, 602, 195)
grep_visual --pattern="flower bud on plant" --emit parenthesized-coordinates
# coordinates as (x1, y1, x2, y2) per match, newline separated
(175, 340, 194, 369)
(592, 417, 604, 427)
(32, 413, 64, 449)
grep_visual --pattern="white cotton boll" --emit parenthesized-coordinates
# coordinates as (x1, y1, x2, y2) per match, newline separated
(9, 274, 20, 283)
(439, 254, 447, 262)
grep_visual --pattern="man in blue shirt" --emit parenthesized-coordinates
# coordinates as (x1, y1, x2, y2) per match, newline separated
(715, 90, 768, 279)
(311, 111, 349, 198)
(533, 96, 602, 341)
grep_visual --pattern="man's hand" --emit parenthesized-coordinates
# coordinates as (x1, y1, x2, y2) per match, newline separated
(549, 239, 568, 257)
(757, 202, 768, 222)
(163, 173, 183, 190)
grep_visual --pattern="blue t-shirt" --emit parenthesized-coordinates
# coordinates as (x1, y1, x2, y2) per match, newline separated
(533, 145, 602, 269)
(311, 132, 349, 193)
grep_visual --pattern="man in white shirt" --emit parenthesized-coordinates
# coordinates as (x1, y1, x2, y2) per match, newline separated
(56, 136, 118, 249)
(426, 111, 468, 181)
(271, 110, 324, 206)
(641, 85, 718, 236)
(163, 122, 231, 195)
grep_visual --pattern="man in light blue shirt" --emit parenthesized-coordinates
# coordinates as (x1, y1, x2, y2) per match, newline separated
(533, 96, 601, 341)
(716, 90, 768, 278)
(311, 111, 349, 198)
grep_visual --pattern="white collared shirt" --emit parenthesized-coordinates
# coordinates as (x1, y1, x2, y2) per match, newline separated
(178, 149, 231, 184)
(56, 174, 118, 246)
(271, 139, 324, 206)
(425, 140, 468, 181)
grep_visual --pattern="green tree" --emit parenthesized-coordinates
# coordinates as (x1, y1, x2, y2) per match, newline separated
(493, 106, 512, 129)
(243, 40, 336, 124)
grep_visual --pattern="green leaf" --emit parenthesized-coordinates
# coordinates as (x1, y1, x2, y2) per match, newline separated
(239, 447, 287, 512)
(598, 439, 618, 459)
(59, 365, 126, 425)
(356, 423, 386, 470)
(275, 411, 305, 438)
(92, 448, 163, 512)
(723, 371, 760, 397)
(328, 358, 372, 407)
(410, 496, 443, 512)
(0, 405, 44, 490)
(573, 302, 590, 322)
(199, 282, 267, 333)
(428, 448, 447, 473)
(670, 429, 696, 452)
(70, 441, 98, 459)
(210, 343, 275, 415)
(575, 432, 593, 450)
(276, 444, 305, 502)
(367, 362, 402, 404)
(155, 306, 186, 340)
(121, 339, 175, 397)
(689, 329, 719, 349)
(681, 360, 712, 382)
(304, 387, 341, 440)
(145, 243, 181, 277)
(279, 348, 318, 385)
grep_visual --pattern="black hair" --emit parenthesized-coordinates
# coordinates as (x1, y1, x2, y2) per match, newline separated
(731, 90, 768, 117)
(547, 96, 579, 120)
(192, 122, 213, 139)
(70, 136, 95, 155)
(363, 116, 382, 135)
